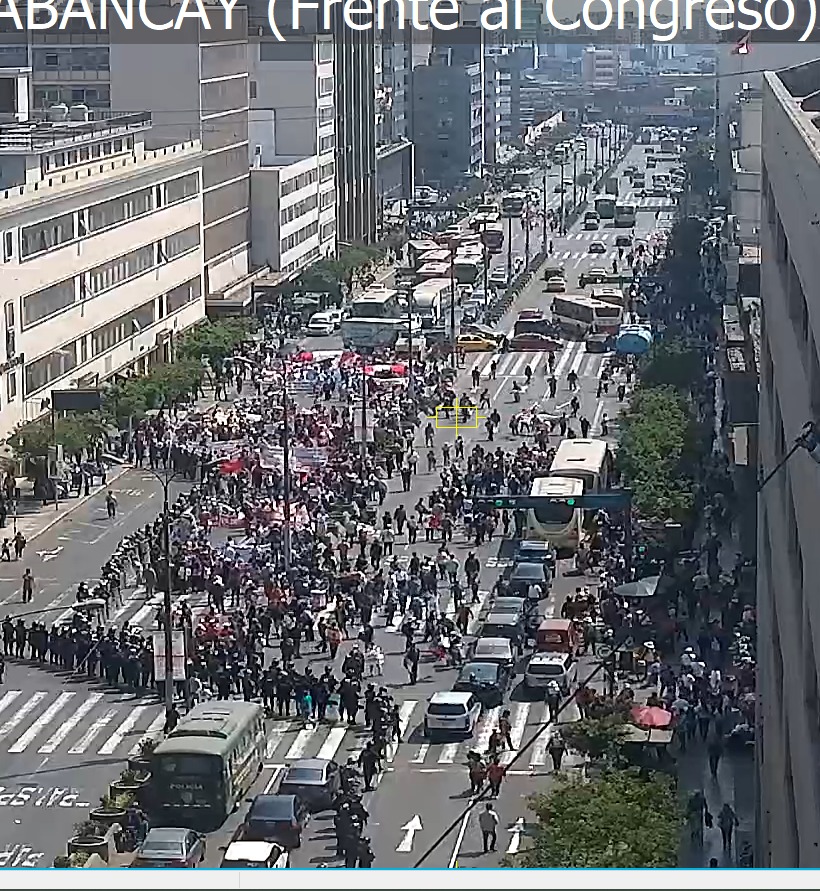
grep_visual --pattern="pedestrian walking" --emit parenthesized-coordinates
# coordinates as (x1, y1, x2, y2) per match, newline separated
(718, 803, 738, 850)
(105, 490, 118, 519)
(478, 803, 500, 853)
(486, 756, 506, 797)
(21, 568, 34, 604)
(547, 732, 566, 771)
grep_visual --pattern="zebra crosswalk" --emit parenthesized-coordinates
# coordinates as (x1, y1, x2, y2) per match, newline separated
(263, 698, 583, 772)
(468, 338, 608, 382)
(0, 688, 163, 758)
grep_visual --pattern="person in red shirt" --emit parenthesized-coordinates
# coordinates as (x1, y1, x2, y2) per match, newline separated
(486, 756, 506, 797)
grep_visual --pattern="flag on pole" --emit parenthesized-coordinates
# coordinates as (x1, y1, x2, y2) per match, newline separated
(732, 32, 751, 55)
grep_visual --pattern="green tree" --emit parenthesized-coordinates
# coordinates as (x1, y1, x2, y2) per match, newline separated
(8, 413, 107, 461)
(176, 319, 250, 370)
(559, 716, 629, 762)
(640, 339, 703, 392)
(683, 144, 715, 198)
(512, 771, 683, 868)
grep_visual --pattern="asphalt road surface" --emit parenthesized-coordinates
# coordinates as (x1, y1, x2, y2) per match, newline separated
(0, 136, 677, 870)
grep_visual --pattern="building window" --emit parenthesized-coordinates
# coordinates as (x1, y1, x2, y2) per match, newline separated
(164, 226, 201, 260)
(320, 189, 335, 209)
(24, 342, 78, 396)
(165, 173, 199, 205)
(319, 134, 335, 153)
(280, 167, 318, 197)
(318, 105, 334, 125)
(87, 188, 153, 234)
(319, 161, 334, 182)
(88, 244, 156, 296)
(280, 193, 318, 226)
(91, 301, 155, 357)
(3, 231, 12, 262)
(317, 39, 333, 63)
(320, 221, 335, 241)
(167, 276, 202, 313)
(319, 76, 334, 97)
(250, 80, 257, 100)
(22, 279, 76, 328)
(20, 214, 75, 259)
(281, 220, 319, 254)
(6, 371, 16, 402)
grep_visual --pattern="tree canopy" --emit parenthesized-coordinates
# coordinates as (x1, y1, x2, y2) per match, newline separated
(7, 413, 108, 460)
(640, 339, 704, 393)
(514, 771, 682, 868)
(560, 716, 630, 762)
(176, 318, 251, 370)
(616, 385, 700, 522)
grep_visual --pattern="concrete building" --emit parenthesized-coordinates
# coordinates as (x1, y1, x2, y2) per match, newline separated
(581, 47, 619, 88)
(757, 57, 820, 867)
(411, 48, 483, 190)
(333, 19, 377, 244)
(247, 36, 336, 278)
(0, 68, 205, 441)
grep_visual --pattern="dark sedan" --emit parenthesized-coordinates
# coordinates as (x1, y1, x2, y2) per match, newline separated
(277, 758, 341, 811)
(509, 561, 551, 597)
(507, 333, 562, 352)
(452, 661, 514, 709)
(241, 794, 310, 849)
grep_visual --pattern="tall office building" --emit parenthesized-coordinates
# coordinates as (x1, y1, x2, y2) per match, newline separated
(333, 18, 377, 245)
(757, 57, 820, 867)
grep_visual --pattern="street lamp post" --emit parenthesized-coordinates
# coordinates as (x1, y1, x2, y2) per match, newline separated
(524, 196, 531, 268)
(506, 214, 513, 284)
(448, 238, 457, 370)
(572, 150, 578, 211)
(559, 156, 565, 235)
(541, 172, 547, 249)
(161, 481, 175, 723)
(277, 341, 301, 575)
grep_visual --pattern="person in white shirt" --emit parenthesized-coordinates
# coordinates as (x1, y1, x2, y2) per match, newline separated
(478, 803, 500, 853)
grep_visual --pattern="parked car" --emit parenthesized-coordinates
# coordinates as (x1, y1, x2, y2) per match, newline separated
(132, 827, 205, 868)
(220, 841, 290, 868)
(277, 759, 341, 811)
(241, 794, 310, 848)
(452, 661, 514, 709)
(588, 241, 606, 254)
(489, 269, 509, 290)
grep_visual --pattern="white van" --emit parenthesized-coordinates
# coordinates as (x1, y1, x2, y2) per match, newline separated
(523, 652, 577, 696)
(424, 691, 482, 739)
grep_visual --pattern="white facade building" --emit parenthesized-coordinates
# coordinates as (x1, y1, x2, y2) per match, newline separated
(0, 75, 205, 440)
(247, 37, 336, 278)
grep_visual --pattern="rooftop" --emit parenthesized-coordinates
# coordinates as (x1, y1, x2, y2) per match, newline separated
(0, 109, 151, 153)
(768, 58, 820, 136)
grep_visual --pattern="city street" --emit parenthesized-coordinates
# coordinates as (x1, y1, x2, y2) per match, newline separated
(0, 138, 678, 869)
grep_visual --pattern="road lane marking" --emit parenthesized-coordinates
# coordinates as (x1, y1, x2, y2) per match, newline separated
(284, 725, 316, 760)
(9, 691, 76, 753)
(387, 700, 417, 762)
(448, 808, 473, 868)
(437, 743, 460, 764)
(410, 744, 429, 763)
(97, 705, 149, 755)
(38, 693, 103, 754)
(316, 726, 348, 761)
(0, 692, 46, 740)
(129, 712, 165, 755)
(0, 691, 22, 720)
(69, 708, 117, 754)
(263, 766, 284, 794)
(474, 706, 500, 752)
(528, 706, 552, 767)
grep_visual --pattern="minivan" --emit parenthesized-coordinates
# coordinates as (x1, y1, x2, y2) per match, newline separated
(523, 652, 577, 696)
(424, 691, 482, 739)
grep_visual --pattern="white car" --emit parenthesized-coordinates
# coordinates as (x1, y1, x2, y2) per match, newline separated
(545, 276, 566, 293)
(306, 313, 335, 336)
(524, 652, 577, 696)
(423, 691, 482, 740)
(489, 270, 509, 289)
(325, 309, 342, 328)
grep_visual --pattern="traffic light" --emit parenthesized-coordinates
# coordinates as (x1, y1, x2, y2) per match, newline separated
(565, 497, 576, 507)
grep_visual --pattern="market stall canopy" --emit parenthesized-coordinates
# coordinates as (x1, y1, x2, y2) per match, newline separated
(630, 705, 673, 729)
(615, 324, 653, 356)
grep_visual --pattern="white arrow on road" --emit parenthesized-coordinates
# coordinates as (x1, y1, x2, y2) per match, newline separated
(36, 547, 63, 563)
(506, 817, 526, 855)
(396, 815, 423, 853)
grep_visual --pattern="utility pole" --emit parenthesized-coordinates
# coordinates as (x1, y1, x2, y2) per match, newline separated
(406, 285, 415, 396)
(277, 342, 299, 574)
(449, 239, 457, 370)
(161, 487, 174, 725)
(559, 156, 565, 235)
(572, 151, 578, 213)
(541, 172, 547, 249)
(524, 198, 531, 268)
(360, 360, 368, 482)
(506, 213, 513, 284)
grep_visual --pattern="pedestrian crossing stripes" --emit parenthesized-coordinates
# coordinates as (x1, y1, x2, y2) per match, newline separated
(0, 689, 161, 758)
(468, 339, 607, 382)
(258, 698, 583, 771)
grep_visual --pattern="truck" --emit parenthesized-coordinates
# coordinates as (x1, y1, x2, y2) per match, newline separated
(660, 137, 676, 154)
(605, 177, 618, 196)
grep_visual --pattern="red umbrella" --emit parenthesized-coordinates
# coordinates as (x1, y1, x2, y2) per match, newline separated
(219, 458, 244, 475)
(630, 705, 673, 729)
(295, 350, 313, 362)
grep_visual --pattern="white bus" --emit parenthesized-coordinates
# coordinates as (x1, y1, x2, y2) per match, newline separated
(412, 278, 451, 329)
(590, 286, 625, 307)
(526, 476, 584, 552)
(549, 438, 612, 493)
(551, 294, 622, 336)
(349, 286, 401, 319)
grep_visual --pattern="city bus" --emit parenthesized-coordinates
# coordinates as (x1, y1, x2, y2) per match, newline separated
(501, 192, 527, 216)
(550, 294, 622, 336)
(614, 203, 637, 227)
(413, 278, 451, 329)
(549, 438, 612, 493)
(150, 701, 266, 826)
(482, 222, 504, 253)
(526, 475, 584, 552)
(590, 286, 625, 307)
(453, 253, 482, 285)
(349, 286, 401, 319)
(594, 197, 616, 220)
